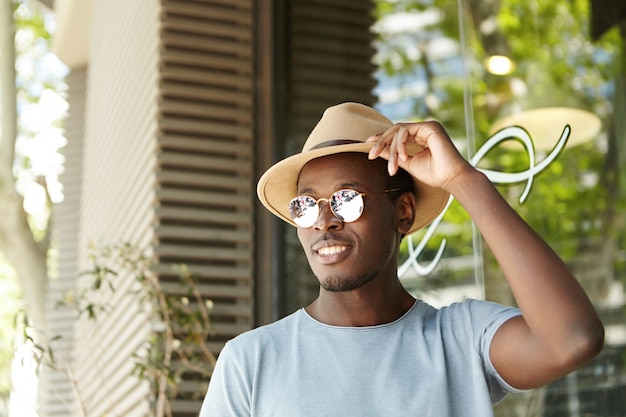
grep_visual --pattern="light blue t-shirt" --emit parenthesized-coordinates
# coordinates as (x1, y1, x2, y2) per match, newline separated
(199, 299, 522, 416)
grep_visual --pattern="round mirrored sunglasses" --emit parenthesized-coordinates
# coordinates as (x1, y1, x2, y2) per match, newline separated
(288, 188, 401, 228)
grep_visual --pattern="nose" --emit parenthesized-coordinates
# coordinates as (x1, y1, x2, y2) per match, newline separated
(313, 200, 344, 231)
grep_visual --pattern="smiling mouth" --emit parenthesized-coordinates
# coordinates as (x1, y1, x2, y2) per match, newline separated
(316, 245, 349, 256)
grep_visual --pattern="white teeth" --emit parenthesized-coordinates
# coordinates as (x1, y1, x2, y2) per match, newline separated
(317, 246, 346, 256)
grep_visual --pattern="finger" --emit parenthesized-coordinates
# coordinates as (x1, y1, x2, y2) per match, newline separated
(365, 133, 380, 143)
(367, 133, 384, 159)
(410, 121, 444, 148)
(387, 126, 409, 176)
(397, 135, 409, 162)
(368, 129, 395, 159)
(387, 141, 398, 176)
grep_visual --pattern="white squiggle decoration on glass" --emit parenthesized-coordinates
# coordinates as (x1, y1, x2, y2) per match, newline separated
(398, 124, 571, 277)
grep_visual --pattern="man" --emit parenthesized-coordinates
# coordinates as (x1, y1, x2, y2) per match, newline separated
(199, 102, 604, 416)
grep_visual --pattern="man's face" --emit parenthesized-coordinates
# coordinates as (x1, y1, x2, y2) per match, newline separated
(296, 153, 403, 292)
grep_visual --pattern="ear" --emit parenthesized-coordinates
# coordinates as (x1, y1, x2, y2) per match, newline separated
(396, 192, 416, 235)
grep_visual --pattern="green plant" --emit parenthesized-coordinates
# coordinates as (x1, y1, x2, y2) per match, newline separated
(28, 242, 216, 417)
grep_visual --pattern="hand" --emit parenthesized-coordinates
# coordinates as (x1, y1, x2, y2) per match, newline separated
(366, 121, 474, 192)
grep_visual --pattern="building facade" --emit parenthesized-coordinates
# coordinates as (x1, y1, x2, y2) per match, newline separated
(40, 0, 625, 416)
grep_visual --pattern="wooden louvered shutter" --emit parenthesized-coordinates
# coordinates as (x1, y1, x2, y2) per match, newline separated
(156, 0, 255, 413)
(279, 0, 378, 314)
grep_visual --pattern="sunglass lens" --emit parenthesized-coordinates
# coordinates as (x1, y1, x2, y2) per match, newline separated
(331, 190, 363, 222)
(289, 196, 319, 228)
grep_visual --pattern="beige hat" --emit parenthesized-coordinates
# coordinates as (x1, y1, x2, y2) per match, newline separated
(256, 102, 450, 234)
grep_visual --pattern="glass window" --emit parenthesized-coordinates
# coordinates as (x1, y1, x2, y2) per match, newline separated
(371, 0, 625, 415)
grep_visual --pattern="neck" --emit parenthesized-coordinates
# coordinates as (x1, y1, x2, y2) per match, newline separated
(305, 277, 415, 327)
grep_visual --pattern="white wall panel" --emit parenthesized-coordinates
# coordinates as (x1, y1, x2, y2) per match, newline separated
(40, 67, 87, 417)
(74, 0, 160, 416)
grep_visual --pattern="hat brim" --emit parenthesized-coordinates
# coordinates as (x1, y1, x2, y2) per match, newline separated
(257, 141, 450, 235)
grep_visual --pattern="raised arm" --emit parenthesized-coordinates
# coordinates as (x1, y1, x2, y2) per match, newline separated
(368, 121, 604, 389)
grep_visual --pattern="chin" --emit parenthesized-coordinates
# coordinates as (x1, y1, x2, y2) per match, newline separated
(319, 273, 375, 292)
